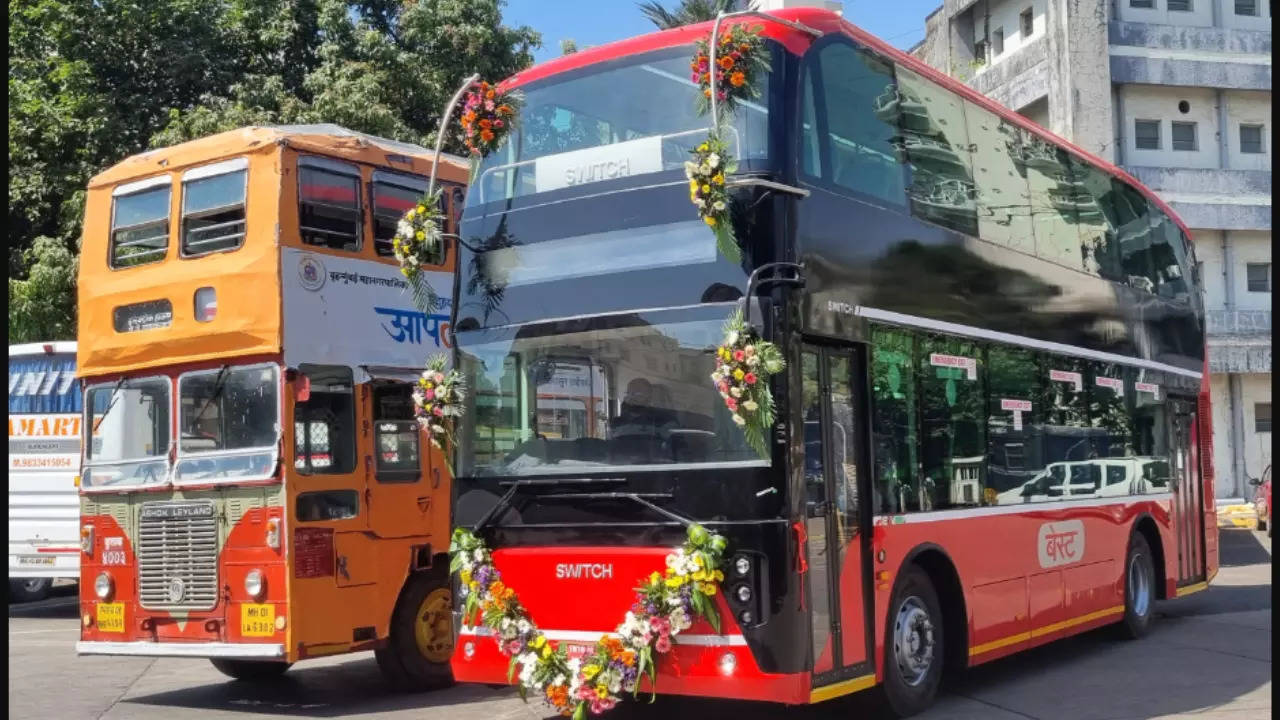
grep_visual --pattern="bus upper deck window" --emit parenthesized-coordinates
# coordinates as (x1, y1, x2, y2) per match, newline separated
(299, 157, 361, 252)
(371, 170, 439, 262)
(181, 158, 248, 257)
(110, 178, 171, 269)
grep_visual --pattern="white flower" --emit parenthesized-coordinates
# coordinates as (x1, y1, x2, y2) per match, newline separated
(517, 619, 532, 634)
(694, 198, 705, 208)
(713, 201, 726, 212)
(473, 549, 484, 562)
(683, 161, 696, 178)
(608, 673, 622, 694)
(665, 553, 678, 569)
(553, 674, 566, 687)
(726, 331, 739, 345)
(730, 387, 742, 398)
(732, 414, 746, 425)
(699, 162, 710, 174)
(708, 153, 721, 168)
(747, 355, 760, 368)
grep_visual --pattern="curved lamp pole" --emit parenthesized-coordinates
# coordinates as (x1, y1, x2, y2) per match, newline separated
(428, 72, 481, 198)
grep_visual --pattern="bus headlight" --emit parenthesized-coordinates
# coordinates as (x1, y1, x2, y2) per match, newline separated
(733, 555, 751, 577)
(81, 525, 95, 555)
(245, 569, 265, 600)
(94, 572, 113, 600)
(734, 584, 752, 603)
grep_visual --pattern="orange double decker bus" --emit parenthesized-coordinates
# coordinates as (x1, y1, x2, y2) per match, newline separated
(74, 124, 466, 688)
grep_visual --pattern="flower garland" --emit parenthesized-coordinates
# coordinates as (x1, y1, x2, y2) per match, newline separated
(692, 23, 769, 119)
(392, 189, 445, 309)
(711, 309, 785, 460)
(451, 524, 728, 718)
(686, 23, 769, 264)
(460, 80, 522, 158)
(412, 354, 466, 452)
(686, 133, 739, 264)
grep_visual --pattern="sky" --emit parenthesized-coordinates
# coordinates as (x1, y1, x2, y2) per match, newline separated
(502, 0, 943, 64)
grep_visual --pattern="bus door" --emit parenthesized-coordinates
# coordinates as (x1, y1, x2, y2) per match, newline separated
(366, 382, 436, 537)
(1168, 398, 1206, 586)
(800, 344, 873, 684)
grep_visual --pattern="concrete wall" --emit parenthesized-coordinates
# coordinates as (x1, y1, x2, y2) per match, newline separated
(1241, 373, 1272, 484)
(1191, 230, 1228, 307)
(1231, 231, 1273, 309)
(1223, 0, 1273, 31)
(1119, 84, 1219, 167)
(1115, 0, 1214, 28)
(1225, 89, 1271, 170)
(1209, 373, 1234, 493)
(970, 0, 1046, 66)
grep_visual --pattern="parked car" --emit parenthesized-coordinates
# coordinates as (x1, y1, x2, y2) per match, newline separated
(1252, 465, 1271, 537)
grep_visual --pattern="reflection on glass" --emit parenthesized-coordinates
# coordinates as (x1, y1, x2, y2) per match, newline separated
(919, 334, 984, 510)
(457, 306, 763, 476)
(870, 327, 918, 515)
(894, 65, 977, 236)
(82, 377, 170, 488)
(965, 103, 1034, 255)
(819, 44, 905, 206)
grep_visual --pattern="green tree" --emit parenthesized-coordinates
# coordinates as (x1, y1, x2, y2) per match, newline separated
(636, 0, 751, 30)
(9, 0, 540, 343)
(560, 38, 579, 55)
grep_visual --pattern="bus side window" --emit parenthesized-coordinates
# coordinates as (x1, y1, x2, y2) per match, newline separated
(110, 182, 172, 268)
(294, 365, 356, 474)
(181, 160, 247, 257)
(373, 384, 421, 483)
(894, 64, 978, 236)
(299, 157, 362, 252)
(869, 326, 918, 515)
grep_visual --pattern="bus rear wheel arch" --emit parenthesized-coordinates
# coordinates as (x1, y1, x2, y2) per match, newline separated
(9, 577, 53, 603)
(376, 561, 455, 692)
(880, 564, 946, 717)
(1116, 530, 1157, 640)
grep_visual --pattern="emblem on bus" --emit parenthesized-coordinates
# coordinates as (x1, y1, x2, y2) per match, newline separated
(1037, 519, 1085, 569)
(555, 563, 614, 580)
(298, 254, 327, 291)
(167, 577, 186, 603)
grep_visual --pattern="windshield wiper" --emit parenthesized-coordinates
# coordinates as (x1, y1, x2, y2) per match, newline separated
(91, 377, 129, 434)
(471, 477, 626, 532)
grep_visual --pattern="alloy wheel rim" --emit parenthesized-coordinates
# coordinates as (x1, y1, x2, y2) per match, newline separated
(893, 595, 935, 687)
(414, 587, 455, 663)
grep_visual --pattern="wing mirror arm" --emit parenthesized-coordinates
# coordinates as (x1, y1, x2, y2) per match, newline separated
(741, 262, 805, 335)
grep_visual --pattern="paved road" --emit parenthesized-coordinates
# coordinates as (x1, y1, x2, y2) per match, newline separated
(10, 529, 1270, 720)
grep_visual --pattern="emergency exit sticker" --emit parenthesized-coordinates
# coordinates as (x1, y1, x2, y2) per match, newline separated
(929, 353, 976, 380)
(1049, 369, 1083, 391)
(1095, 377, 1124, 396)
(1001, 398, 1031, 431)
(1135, 382, 1160, 400)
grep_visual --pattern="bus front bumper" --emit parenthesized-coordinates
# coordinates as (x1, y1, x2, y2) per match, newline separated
(76, 640, 285, 659)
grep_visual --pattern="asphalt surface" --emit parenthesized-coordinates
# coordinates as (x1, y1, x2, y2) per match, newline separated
(9, 529, 1270, 720)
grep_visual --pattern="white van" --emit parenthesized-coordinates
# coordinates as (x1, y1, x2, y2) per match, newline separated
(7, 342, 80, 601)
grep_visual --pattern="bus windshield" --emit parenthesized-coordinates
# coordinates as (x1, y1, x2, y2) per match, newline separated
(457, 304, 765, 476)
(175, 364, 279, 483)
(82, 377, 170, 488)
(467, 45, 773, 208)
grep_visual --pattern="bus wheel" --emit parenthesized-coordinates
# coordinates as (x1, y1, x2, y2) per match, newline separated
(209, 659, 292, 681)
(881, 565, 944, 718)
(9, 578, 52, 603)
(1117, 532, 1155, 640)
(376, 566, 455, 692)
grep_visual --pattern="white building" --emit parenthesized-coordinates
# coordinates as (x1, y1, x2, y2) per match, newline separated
(913, 0, 1271, 499)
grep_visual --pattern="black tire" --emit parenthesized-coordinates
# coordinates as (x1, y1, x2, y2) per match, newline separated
(1257, 515, 1267, 532)
(880, 565, 944, 718)
(209, 658, 292, 681)
(9, 578, 52, 603)
(375, 565, 455, 692)
(1117, 532, 1156, 640)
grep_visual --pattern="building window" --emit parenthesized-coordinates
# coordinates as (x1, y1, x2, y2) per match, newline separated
(1130, 0, 1154, 7)
(1246, 263, 1271, 292)
(1020, 8, 1034, 37)
(974, 39, 988, 64)
(992, 28, 1005, 56)
(1236, 0, 1259, 15)
(1256, 403, 1272, 433)
(1240, 124, 1265, 154)
(1168, 0, 1192, 10)
(1134, 120, 1161, 150)
(1171, 121, 1197, 151)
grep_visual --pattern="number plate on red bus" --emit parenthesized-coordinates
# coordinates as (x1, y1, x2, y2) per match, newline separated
(241, 604, 276, 637)
(563, 642, 593, 660)
(96, 603, 125, 633)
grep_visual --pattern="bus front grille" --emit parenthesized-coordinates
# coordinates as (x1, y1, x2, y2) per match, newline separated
(137, 501, 219, 611)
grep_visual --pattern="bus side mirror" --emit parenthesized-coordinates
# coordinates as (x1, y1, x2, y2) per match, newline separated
(742, 262, 805, 335)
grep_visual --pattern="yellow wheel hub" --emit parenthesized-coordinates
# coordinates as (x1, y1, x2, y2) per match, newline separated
(413, 587, 454, 663)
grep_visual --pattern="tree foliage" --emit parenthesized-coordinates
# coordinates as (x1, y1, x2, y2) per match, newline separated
(636, 0, 751, 30)
(8, 0, 539, 343)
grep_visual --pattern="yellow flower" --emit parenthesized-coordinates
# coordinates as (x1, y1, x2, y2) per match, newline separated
(459, 569, 471, 584)
(541, 644, 553, 658)
(693, 554, 704, 568)
(693, 570, 707, 581)
(406, 208, 415, 218)
(665, 576, 685, 588)
(416, 204, 427, 214)
(698, 142, 709, 152)
(596, 686, 609, 699)
(702, 583, 718, 596)
(689, 179, 698, 192)
(469, 581, 479, 591)
(531, 635, 546, 649)
(733, 369, 745, 381)
(714, 570, 725, 582)
(712, 173, 725, 185)
(649, 571, 661, 584)
(701, 184, 710, 193)
(704, 216, 717, 227)
(583, 664, 600, 679)
(415, 230, 425, 240)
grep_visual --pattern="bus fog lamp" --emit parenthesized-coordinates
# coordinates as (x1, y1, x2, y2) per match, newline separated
(94, 572, 113, 600)
(734, 584, 752, 603)
(245, 569, 265, 600)
(739, 610, 754, 626)
(733, 556, 751, 577)
(718, 651, 737, 676)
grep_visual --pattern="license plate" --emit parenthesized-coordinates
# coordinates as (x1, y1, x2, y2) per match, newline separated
(564, 642, 593, 661)
(17, 555, 55, 565)
(240, 604, 276, 637)
(96, 603, 125, 633)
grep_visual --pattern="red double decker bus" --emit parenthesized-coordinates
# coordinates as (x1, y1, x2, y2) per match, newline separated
(446, 7, 1215, 715)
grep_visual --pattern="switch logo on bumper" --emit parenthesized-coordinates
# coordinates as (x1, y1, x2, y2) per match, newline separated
(555, 563, 614, 580)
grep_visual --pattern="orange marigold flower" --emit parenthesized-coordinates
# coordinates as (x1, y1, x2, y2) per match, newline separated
(729, 71, 746, 87)
(739, 43, 750, 52)
(496, 104, 512, 114)
(703, 88, 711, 97)
(478, 118, 492, 130)
(718, 56, 734, 69)
(480, 129, 495, 142)
(486, 89, 496, 99)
